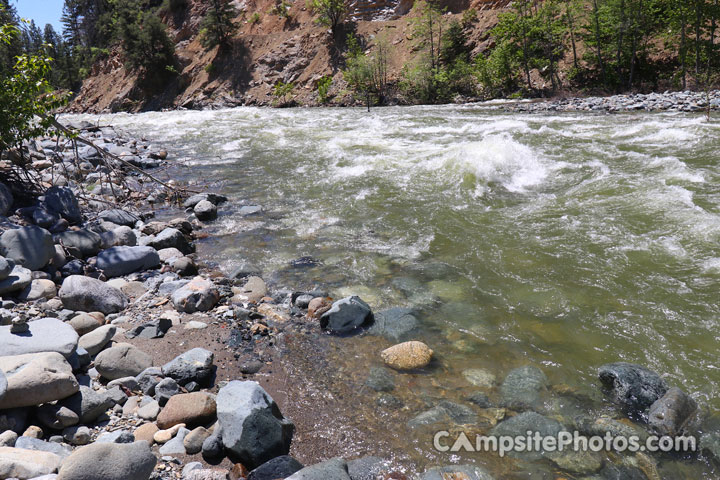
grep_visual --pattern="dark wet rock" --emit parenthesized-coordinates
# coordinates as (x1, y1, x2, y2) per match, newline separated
(96, 246, 160, 278)
(577, 415, 650, 443)
(44, 186, 82, 224)
(365, 367, 395, 392)
(421, 465, 495, 480)
(598, 362, 668, 416)
(648, 387, 696, 436)
(0, 317, 78, 358)
(162, 348, 214, 387)
(285, 458, 350, 480)
(194, 200, 217, 221)
(408, 401, 476, 428)
(367, 307, 419, 342)
(15, 436, 72, 459)
(0, 352, 79, 409)
(54, 229, 103, 258)
(125, 317, 172, 339)
(57, 441, 157, 480)
(490, 412, 566, 460)
(217, 380, 294, 469)
(0, 226, 54, 270)
(320, 296, 374, 334)
(0, 182, 12, 216)
(60, 259, 84, 277)
(292, 293, 315, 309)
(148, 228, 193, 255)
(59, 275, 128, 314)
(183, 193, 227, 209)
(98, 209, 139, 227)
(95, 343, 153, 380)
(0, 265, 31, 295)
(60, 386, 114, 424)
(290, 256, 320, 268)
(500, 365, 548, 410)
(248, 455, 304, 480)
(229, 262, 262, 280)
(171, 276, 219, 313)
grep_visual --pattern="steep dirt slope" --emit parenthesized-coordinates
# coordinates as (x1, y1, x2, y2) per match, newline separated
(67, 0, 507, 112)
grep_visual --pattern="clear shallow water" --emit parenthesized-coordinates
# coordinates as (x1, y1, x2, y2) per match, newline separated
(68, 105, 720, 475)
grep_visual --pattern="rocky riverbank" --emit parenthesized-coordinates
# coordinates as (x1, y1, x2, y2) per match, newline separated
(506, 89, 720, 113)
(0, 119, 718, 480)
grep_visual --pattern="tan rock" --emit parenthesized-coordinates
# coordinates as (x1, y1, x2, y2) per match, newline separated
(153, 423, 185, 444)
(256, 303, 289, 323)
(0, 447, 61, 479)
(22, 425, 43, 439)
(134, 422, 159, 444)
(0, 353, 79, 409)
(156, 392, 216, 430)
(380, 341, 433, 370)
(69, 313, 102, 336)
(307, 297, 332, 319)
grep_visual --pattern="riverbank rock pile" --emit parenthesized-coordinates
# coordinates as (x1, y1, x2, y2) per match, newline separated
(508, 90, 720, 113)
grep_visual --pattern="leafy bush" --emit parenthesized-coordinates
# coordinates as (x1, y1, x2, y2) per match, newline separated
(317, 75, 332, 103)
(343, 34, 389, 107)
(249, 12, 261, 24)
(272, 81, 295, 105)
(461, 8, 477, 28)
(200, 0, 239, 50)
(269, 0, 292, 18)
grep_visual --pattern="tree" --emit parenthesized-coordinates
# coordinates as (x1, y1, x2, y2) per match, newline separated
(307, 0, 347, 34)
(199, 0, 238, 50)
(343, 33, 390, 109)
(0, 11, 67, 156)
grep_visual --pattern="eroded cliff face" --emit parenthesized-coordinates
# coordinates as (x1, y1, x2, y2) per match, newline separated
(66, 0, 507, 112)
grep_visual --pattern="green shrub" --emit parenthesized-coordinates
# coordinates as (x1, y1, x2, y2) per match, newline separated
(272, 81, 295, 105)
(317, 75, 332, 103)
(249, 12, 261, 24)
(306, 0, 347, 33)
(461, 8, 477, 28)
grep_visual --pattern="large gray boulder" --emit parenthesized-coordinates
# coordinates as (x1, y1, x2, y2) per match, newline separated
(0, 265, 32, 296)
(247, 456, 304, 480)
(161, 348, 214, 386)
(60, 386, 115, 424)
(194, 200, 217, 221)
(44, 186, 82, 225)
(0, 182, 12, 216)
(57, 441, 156, 480)
(217, 381, 294, 469)
(285, 458, 350, 480)
(0, 226, 54, 270)
(98, 209, 139, 227)
(598, 362, 668, 416)
(95, 343, 153, 380)
(96, 246, 160, 278)
(53, 230, 103, 258)
(0, 317, 78, 358)
(0, 352, 79, 409)
(171, 276, 219, 313)
(320, 296, 374, 335)
(0, 256, 11, 281)
(59, 275, 128, 314)
(0, 446, 62, 479)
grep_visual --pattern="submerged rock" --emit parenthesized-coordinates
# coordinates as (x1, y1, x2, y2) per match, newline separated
(381, 341, 433, 370)
(421, 465, 495, 480)
(500, 365, 548, 410)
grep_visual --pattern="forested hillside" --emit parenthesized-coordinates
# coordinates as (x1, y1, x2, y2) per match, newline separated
(6, 0, 720, 110)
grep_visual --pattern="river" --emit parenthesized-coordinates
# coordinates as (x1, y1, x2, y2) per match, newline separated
(68, 104, 720, 477)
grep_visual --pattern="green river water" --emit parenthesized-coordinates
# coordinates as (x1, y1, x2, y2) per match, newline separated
(70, 104, 720, 478)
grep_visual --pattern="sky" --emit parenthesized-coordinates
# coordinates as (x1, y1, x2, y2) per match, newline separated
(13, 0, 65, 32)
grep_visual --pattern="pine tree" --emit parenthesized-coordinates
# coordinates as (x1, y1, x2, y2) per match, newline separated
(199, 0, 238, 50)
